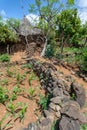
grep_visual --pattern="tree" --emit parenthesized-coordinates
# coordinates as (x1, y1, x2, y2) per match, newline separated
(55, 9, 84, 57)
(29, 0, 74, 57)
(0, 17, 19, 53)
(6, 18, 20, 33)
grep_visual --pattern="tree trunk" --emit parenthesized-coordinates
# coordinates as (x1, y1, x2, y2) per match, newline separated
(40, 37, 47, 57)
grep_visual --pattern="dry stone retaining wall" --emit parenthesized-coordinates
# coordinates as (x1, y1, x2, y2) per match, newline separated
(26, 58, 87, 130)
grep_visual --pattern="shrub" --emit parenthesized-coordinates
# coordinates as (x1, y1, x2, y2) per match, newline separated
(80, 124, 87, 130)
(0, 54, 10, 62)
(81, 51, 87, 73)
(38, 94, 52, 110)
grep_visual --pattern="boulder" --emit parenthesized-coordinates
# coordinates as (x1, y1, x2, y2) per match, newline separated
(70, 82, 85, 107)
(61, 101, 80, 120)
(59, 115, 80, 130)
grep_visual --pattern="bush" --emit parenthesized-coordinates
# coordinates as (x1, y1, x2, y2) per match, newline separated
(80, 124, 87, 130)
(38, 94, 52, 110)
(0, 54, 10, 62)
(81, 51, 87, 73)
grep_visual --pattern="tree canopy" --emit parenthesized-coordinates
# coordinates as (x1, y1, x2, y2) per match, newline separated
(0, 17, 19, 44)
(29, 0, 75, 56)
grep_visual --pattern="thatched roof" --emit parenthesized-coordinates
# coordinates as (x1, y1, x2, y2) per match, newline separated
(19, 17, 41, 36)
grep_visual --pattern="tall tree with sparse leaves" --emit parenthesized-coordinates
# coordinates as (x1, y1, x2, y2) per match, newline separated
(29, 0, 74, 57)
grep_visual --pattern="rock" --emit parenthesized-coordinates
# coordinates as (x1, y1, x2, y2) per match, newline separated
(78, 113, 87, 124)
(40, 118, 52, 130)
(61, 101, 80, 120)
(83, 77, 87, 82)
(55, 111, 61, 118)
(53, 87, 63, 97)
(71, 70, 76, 75)
(50, 96, 62, 105)
(59, 115, 80, 130)
(43, 110, 54, 122)
(41, 118, 51, 126)
(55, 105, 61, 111)
(52, 81, 58, 88)
(28, 123, 39, 130)
(65, 75, 75, 83)
(70, 82, 85, 107)
(49, 102, 56, 111)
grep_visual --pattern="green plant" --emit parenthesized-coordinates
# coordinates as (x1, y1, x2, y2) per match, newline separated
(16, 72, 26, 84)
(80, 124, 87, 130)
(0, 86, 9, 104)
(70, 93, 76, 100)
(10, 85, 24, 101)
(12, 85, 22, 94)
(81, 51, 87, 73)
(38, 94, 51, 110)
(51, 120, 59, 130)
(10, 93, 17, 101)
(21, 63, 33, 69)
(19, 103, 28, 121)
(0, 113, 11, 130)
(0, 78, 8, 86)
(28, 72, 38, 86)
(29, 0, 74, 57)
(28, 87, 36, 100)
(6, 101, 18, 115)
(6, 101, 22, 116)
(0, 54, 10, 62)
(6, 68, 15, 77)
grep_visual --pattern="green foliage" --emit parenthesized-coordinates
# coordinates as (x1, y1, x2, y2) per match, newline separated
(12, 85, 22, 94)
(70, 93, 76, 100)
(46, 31, 56, 57)
(29, 0, 75, 56)
(51, 120, 59, 130)
(0, 86, 9, 104)
(27, 87, 36, 100)
(0, 78, 8, 86)
(28, 72, 38, 86)
(56, 9, 83, 47)
(6, 18, 20, 31)
(38, 94, 51, 110)
(6, 101, 28, 121)
(6, 68, 15, 77)
(81, 51, 87, 73)
(19, 103, 28, 121)
(7, 101, 18, 115)
(0, 17, 19, 44)
(0, 54, 10, 62)
(0, 113, 11, 130)
(16, 72, 26, 84)
(10, 85, 23, 101)
(80, 124, 87, 130)
(21, 63, 33, 69)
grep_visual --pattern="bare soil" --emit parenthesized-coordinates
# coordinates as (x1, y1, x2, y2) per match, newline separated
(0, 51, 87, 129)
(0, 52, 45, 130)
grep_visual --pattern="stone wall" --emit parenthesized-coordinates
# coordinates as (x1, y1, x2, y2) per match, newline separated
(26, 58, 87, 130)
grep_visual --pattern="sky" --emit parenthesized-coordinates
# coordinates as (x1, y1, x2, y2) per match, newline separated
(0, 0, 87, 24)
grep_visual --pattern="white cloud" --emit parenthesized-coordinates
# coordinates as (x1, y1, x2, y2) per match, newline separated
(26, 14, 39, 26)
(77, 0, 87, 24)
(0, 10, 6, 17)
(78, 0, 87, 8)
(79, 9, 87, 24)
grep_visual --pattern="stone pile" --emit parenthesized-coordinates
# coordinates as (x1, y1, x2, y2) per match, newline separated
(26, 58, 87, 130)
(26, 42, 36, 57)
